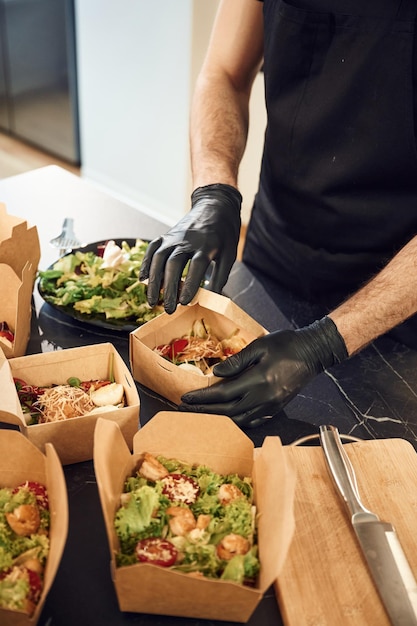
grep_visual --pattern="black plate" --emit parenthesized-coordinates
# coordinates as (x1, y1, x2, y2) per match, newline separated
(38, 238, 152, 334)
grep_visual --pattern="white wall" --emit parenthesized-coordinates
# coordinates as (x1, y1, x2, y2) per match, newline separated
(75, 0, 266, 226)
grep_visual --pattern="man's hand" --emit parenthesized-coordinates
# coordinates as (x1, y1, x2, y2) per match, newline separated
(139, 184, 242, 314)
(179, 316, 348, 427)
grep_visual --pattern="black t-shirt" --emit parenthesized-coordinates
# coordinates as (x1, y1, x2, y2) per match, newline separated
(244, 0, 417, 300)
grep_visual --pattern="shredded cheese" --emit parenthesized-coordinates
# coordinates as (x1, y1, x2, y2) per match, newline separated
(176, 335, 224, 363)
(35, 385, 96, 422)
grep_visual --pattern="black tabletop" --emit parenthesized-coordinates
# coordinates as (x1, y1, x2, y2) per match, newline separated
(2, 166, 417, 626)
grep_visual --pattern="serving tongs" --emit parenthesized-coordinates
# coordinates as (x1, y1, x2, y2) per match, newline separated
(50, 217, 84, 256)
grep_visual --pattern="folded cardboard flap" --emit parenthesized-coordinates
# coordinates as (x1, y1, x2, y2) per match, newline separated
(132, 411, 254, 473)
(42, 443, 69, 607)
(0, 348, 26, 428)
(0, 204, 40, 358)
(0, 203, 40, 281)
(0, 264, 21, 319)
(0, 262, 34, 358)
(188, 289, 266, 335)
(0, 432, 68, 626)
(255, 437, 297, 589)
(8, 343, 136, 389)
(93, 413, 296, 622)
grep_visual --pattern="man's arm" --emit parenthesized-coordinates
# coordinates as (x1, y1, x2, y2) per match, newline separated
(139, 0, 265, 312)
(190, 0, 264, 189)
(180, 235, 417, 426)
(329, 234, 417, 355)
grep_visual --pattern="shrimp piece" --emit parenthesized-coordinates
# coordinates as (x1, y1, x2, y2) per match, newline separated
(167, 506, 196, 536)
(138, 453, 169, 481)
(6, 504, 40, 536)
(218, 483, 244, 505)
(196, 514, 211, 530)
(216, 533, 250, 560)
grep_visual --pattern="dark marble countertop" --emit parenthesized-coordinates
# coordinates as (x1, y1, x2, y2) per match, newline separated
(2, 166, 417, 626)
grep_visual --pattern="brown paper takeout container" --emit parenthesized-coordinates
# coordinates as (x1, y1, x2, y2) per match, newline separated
(0, 343, 140, 465)
(129, 288, 268, 406)
(0, 430, 68, 626)
(0, 203, 40, 358)
(93, 412, 296, 623)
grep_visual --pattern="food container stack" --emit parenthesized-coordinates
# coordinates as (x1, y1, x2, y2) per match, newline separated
(0, 343, 140, 465)
(0, 430, 68, 626)
(0, 203, 40, 358)
(129, 288, 268, 406)
(93, 412, 296, 623)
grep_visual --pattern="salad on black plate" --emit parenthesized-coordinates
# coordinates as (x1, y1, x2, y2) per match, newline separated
(38, 239, 163, 330)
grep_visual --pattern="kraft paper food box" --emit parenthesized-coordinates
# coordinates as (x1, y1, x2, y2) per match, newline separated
(129, 288, 268, 406)
(0, 343, 140, 465)
(0, 203, 40, 358)
(0, 430, 68, 626)
(93, 412, 296, 623)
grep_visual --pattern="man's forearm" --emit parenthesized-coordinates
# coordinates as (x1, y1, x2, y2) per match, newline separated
(190, 72, 251, 189)
(189, 0, 264, 190)
(329, 235, 417, 355)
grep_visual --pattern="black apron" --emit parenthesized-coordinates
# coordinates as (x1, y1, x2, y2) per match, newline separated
(243, 0, 417, 303)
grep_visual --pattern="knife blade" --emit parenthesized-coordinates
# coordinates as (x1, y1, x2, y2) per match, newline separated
(319, 424, 417, 626)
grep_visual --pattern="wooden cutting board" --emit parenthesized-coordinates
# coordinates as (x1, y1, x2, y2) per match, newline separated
(275, 438, 417, 626)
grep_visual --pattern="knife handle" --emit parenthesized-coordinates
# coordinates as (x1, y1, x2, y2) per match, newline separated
(319, 425, 372, 519)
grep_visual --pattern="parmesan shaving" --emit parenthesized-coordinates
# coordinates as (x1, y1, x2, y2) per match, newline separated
(35, 385, 96, 422)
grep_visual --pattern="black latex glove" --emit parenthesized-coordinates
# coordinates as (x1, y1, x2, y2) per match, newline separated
(139, 184, 242, 313)
(179, 316, 348, 428)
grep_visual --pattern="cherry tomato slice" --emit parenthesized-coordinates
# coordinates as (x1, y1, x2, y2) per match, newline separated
(135, 538, 177, 567)
(171, 338, 188, 357)
(0, 322, 14, 343)
(0, 330, 14, 342)
(162, 473, 200, 505)
(156, 338, 189, 361)
(27, 569, 43, 604)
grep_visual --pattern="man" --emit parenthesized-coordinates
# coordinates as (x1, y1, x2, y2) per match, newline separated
(139, 0, 417, 427)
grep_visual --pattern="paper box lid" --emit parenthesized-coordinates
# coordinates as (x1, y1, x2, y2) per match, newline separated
(0, 203, 40, 281)
(93, 412, 296, 622)
(0, 431, 68, 626)
(130, 288, 268, 405)
(0, 343, 140, 465)
(0, 204, 41, 358)
(0, 262, 34, 358)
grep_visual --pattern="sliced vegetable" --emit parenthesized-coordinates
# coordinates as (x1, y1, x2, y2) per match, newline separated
(154, 319, 247, 375)
(162, 473, 200, 505)
(135, 538, 178, 567)
(155, 338, 189, 361)
(0, 321, 14, 340)
(0, 321, 14, 345)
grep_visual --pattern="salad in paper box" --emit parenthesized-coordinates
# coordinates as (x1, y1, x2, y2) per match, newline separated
(130, 289, 268, 406)
(93, 412, 296, 622)
(0, 344, 139, 465)
(0, 430, 68, 626)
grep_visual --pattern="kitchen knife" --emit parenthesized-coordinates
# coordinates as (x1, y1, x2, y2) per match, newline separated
(319, 424, 417, 626)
